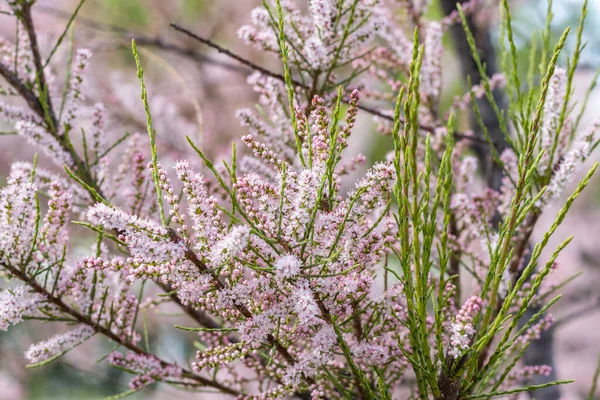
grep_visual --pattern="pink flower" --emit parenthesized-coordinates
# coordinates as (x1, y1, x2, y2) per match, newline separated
(25, 325, 95, 364)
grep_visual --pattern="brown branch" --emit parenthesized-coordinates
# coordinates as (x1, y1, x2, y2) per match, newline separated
(508, 212, 540, 274)
(19, 2, 57, 129)
(1, 261, 241, 397)
(156, 281, 225, 331)
(448, 214, 461, 305)
(351, 300, 363, 341)
(0, 62, 47, 119)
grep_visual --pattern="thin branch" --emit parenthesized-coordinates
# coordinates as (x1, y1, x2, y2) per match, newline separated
(156, 282, 226, 331)
(20, 2, 57, 129)
(170, 23, 292, 84)
(0, 61, 47, 118)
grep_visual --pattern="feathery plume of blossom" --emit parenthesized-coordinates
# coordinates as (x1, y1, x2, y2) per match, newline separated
(89, 103, 107, 157)
(0, 23, 35, 86)
(449, 296, 482, 358)
(350, 341, 390, 367)
(0, 177, 37, 263)
(422, 22, 443, 99)
(275, 254, 301, 281)
(305, 36, 331, 70)
(283, 325, 337, 387)
(209, 225, 251, 268)
(292, 280, 321, 328)
(37, 182, 71, 266)
(175, 160, 226, 255)
(62, 49, 93, 132)
(151, 161, 188, 237)
(25, 325, 95, 364)
(539, 119, 599, 205)
(539, 67, 567, 174)
(0, 101, 37, 123)
(89, 103, 108, 187)
(309, 0, 336, 37)
(15, 121, 74, 168)
(238, 7, 279, 52)
(9, 162, 88, 206)
(87, 203, 187, 280)
(0, 285, 42, 331)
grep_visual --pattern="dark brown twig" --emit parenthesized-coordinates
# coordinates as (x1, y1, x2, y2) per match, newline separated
(19, 2, 57, 129)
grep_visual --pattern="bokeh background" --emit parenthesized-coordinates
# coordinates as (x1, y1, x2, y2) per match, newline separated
(0, 0, 600, 398)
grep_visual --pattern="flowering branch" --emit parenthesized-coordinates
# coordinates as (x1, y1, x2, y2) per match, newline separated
(0, 0, 599, 399)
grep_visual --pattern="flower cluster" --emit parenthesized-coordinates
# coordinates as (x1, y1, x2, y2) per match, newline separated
(0, 285, 42, 331)
(239, 0, 386, 72)
(25, 325, 95, 364)
(108, 352, 183, 390)
(449, 296, 482, 358)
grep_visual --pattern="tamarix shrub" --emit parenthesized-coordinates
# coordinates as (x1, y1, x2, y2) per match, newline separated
(0, 0, 598, 399)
